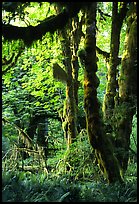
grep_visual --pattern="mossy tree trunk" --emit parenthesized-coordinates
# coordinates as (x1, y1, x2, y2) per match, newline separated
(55, 4, 83, 147)
(59, 26, 78, 148)
(83, 3, 123, 183)
(103, 2, 127, 122)
(71, 17, 80, 107)
(114, 2, 137, 172)
(70, 16, 83, 131)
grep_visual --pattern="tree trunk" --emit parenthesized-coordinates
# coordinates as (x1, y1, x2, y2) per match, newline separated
(36, 116, 48, 160)
(84, 3, 123, 183)
(114, 2, 137, 172)
(60, 27, 78, 148)
(70, 16, 83, 132)
(54, 5, 79, 148)
(103, 2, 127, 122)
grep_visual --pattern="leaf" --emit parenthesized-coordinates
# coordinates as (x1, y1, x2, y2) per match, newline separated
(34, 101, 41, 106)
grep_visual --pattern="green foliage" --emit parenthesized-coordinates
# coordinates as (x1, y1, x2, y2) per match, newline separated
(49, 130, 102, 182)
(2, 117, 137, 202)
(2, 2, 137, 202)
(130, 113, 137, 152)
(2, 166, 137, 202)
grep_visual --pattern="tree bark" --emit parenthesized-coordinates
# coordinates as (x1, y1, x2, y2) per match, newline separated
(59, 27, 78, 148)
(70, 16, 83, 132)
(115, 2, 137, 172)
(83, 3, 123, 183)
(103, 2, 127, 122)
(53, 6, 78, 148)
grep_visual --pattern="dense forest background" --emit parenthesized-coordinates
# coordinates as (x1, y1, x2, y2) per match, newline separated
(2, 2, 137, 202)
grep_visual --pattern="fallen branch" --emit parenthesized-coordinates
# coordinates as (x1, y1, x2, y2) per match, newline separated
(2, 117, 33, 148)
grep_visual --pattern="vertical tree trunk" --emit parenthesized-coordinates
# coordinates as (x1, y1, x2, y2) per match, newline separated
(103, 2, 127, 122)
(71, 17, 80, 107)
(84, 3, 123, 183)
(37, 115, 48, 160)
(59, 27, 78, 148)
(115, 2, 137, 172)
(54, 6, 84, 147)
(55, 5, 82, 147)
(70, 16, 83, 131)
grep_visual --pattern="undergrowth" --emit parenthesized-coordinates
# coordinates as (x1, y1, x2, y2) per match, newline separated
(2, 130, 137, 202)
(2, 169, 137, 202)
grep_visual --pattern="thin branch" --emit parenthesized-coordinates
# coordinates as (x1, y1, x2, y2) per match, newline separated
(98, 8, 112, 19)
(96, 46, 121, 65)
(96, 46, 110, 60)
(2, 117, 33, 147)
(2, 53, 15, 66)
(2, 48, 24, 75)
(129, 147, 137, 156)
(2, 149, 13, 160)
(16, 147, 39, 154)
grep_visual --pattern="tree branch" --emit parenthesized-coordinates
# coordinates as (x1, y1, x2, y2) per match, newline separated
(96, 46, 110, 60)
(2, 2, 94, 45)
(96, 46, 121, 65)
(2, 6, 81, 46)
(2, 48, 24, 75)
(2, 53, 15, 66)
(2, 117, 33, 147)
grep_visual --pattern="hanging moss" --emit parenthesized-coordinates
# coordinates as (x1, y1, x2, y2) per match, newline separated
(2, 8, 77, 46)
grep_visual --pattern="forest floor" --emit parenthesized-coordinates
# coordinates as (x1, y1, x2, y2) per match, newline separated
(2, 154, 137, 202)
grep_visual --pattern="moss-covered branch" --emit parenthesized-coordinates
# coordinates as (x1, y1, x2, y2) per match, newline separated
(2, 12, 67, 45)
(2, 4, 82, 46)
